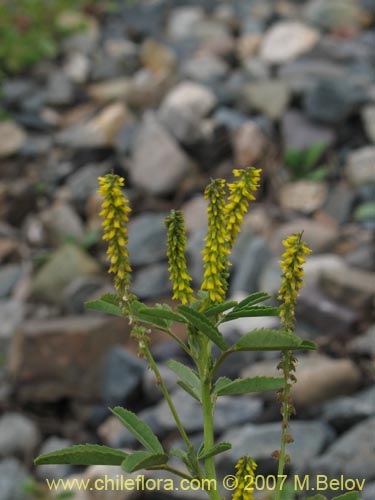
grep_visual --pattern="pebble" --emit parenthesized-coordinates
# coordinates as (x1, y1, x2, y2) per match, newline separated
(0, 300, 25, 353)
(63, 52, 90, 84)
(153, 388, 262, 434)
(40, 201, 84, 245)
(0, 413, 40, 461)
(140, 39, 176, 75)
(128, 213, 168, 266)
(348, 324, 375, 357)
(233, 120, 267, 167)
(46, 70, 75, 106)
(281, 110, 335, 150)
(305, 0, 364, 31)
(0, 458, 30, 500)
(0, 122, 26, 158)
(131, 263, 172, 299)
(35, 436, 73, 480)
(279, 181, 328, 214)
(182, 54, 228, 84)
(309, 417, 375, 481)
(242, 354, 361, 408)
(88, 77, 132, 102)
(241, 80, 290, 120)
(31, 244, 100, 303)
(231, 237, 271, 294)
(0, 264, 23, 299)
(219, 420, 334, 473)
(167, 7, 205, 40)
(159, 81, 217, 144)
(181, 195, 208, 234)
(66, 163, 108, 206)
(102, 346, 146, 406)
(130, 113, 195, 195)
(345, 146, 375, 186)
(8, 315, 127, 402)
(362, 105, 375, 143)
(260, 21, 319, 64)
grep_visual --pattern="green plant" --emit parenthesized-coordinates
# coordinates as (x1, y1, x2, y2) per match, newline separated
(284, 143, 329, 181)
(0, 0, 102, 73)
(34, 170, 361, 500)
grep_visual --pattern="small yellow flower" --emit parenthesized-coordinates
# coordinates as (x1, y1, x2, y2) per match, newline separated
(278, 232, 312, 329)
(232, 456, 257, 500)
(165, 210, 194, 305)
(225, 167, 261, 249)
(201, 179, 229, 303)
(98, 174, 132, 295)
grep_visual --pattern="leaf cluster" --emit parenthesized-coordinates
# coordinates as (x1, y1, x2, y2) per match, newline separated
(284, 143, 330, 181)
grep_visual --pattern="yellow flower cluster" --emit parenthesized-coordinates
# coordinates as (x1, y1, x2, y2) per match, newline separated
(165, 210, 194, 305)
(278, 233, 312, 329)
(232, 456, 257, 500)
(226, 168, 261, 248)
(201, 179, 229, 303)
(98, 174, 132, 295)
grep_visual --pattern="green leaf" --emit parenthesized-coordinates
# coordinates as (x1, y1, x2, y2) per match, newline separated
(177, 305, 228, 351)
(34, 444, 128, 466)
(121, 451, 168, 473)
(177, 381, 201, 402)
(331, 493, 362, 500)
(215, 376, 284, 396)
(233, 329, 316, 352)
(85, 294, 123, 317)
(170, 448, 186, 459)
(129, 301, 170, 330)
(354, 201, 375, 222)
(306, 496, 327, 500)
(198, 442, 232, 460)
(285, 148, 304, 170)
(222, 306, 279, 322)
(135, 304, 186, 323)
(111, 407, 164, 453)
(167, 360, 200, 396)
(213, 377, 232, 394)
(204, 301, 238, 317)
(304, 142, 326, 169)
(236, 292, 271, 309)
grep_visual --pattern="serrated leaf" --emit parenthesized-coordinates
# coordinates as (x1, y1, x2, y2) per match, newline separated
(214, 377, 232, 393)
(331, 493, 362, 500)
(170, 448, 186, 459)
(198, 442, 232, 460)
(129, 301, 170, 330)
(304, 142, 326, 169)
(121, 451, 168, 473)
(111, 407, 163, 453)
(236, 292, 271, 309)
(222, 306, 279, 322)
(234, 329, 316, 351)
(177, 381, 201, 402)
(85, 294, 123, 317)
(136, 304, 186, 323)
(167, 360, 201, 397)
(178, 305, 228, 351)
(34, 444, 128, 466)
(215, 376, 284, 396)
(204, 301, 238, 317)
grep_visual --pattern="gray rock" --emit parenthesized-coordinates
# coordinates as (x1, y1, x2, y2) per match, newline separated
(0, 265, 23, 299)
(40, 202, 84, 245)
(46, 70, 75, 106)
(0, 413, 40, 461)
(142, 363, 179, 404)
(282, 110, 335, 150)
(297, 286, 359, 336)
(62, 276, 108, 314)
(0, 122, 26, 158)
(304, 79, 361, 124)
(260, 21, 319, 64)
(214, 107, 248, 131)
(128, 213, 168, 266)
(219, 420, 334, 473)
(154, 388, 262, 434)
(279, 181, 328, 214)
(309, 418, 375, 481)
(345, 146, 375, 187)
(305, 0, 364, 31)
(66, 164, 108, 205)
(241, 80, 290, 120)
(167, 7, 205, 40)
(322, 386, 375, 432)
(362, 105, 375, 143)
(36, 437, 73, 480)
(63, 52, 90, 83)
(159, 81, 217, 144)
(131, 263, 172, 299)
(102, 346, 146, 406)
(31, 244, 100, 303)
(348, 325, 375, 357)
(231, 237, 271, 294)
(233, 120, 267, 167)
(186, 228, 206, 285)
(19, 135, 52, 157)
(0, 300, 25, 354)
(0, 458, 30, 500)
(130, 113, 195, 195)
(323, 182, 355, 223)
(182, 55, 228, 84)
(362, 481, 375, 500)
(302, 254, 347, 287)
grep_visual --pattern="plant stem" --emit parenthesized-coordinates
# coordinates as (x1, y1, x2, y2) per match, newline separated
(275, 351, 292, 500)
(149, 465, 193, 481)
(144, 347, 191, 450)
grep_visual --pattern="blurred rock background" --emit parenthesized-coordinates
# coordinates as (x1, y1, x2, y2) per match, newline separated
(0, 0, 374, 499)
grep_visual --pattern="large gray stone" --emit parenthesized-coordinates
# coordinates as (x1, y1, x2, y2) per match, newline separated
(282, 110, 335, 150)
(131, 263, 172, 299)
(130, 113, 195, 195)
(0, 413, 40, 461)
(128, 214, 168, 266)
(0, 458, 30, 500)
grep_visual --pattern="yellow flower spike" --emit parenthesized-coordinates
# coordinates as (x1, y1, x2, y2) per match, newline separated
(98, 174, 132, 295)
(201, 179, 229, 303)
(232, 456, 257, 500)
(164, 210, 194, 305)
(277, 232, 312, 329)
(225, 167, 261, 249)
